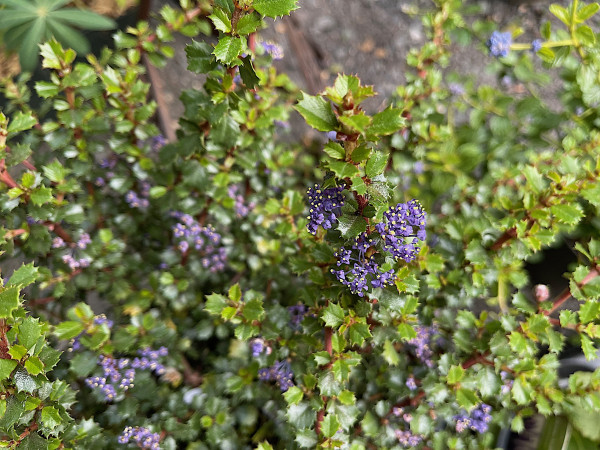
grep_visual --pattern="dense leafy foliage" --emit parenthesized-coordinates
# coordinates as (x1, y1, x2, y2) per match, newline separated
(1, 0, 600, 448)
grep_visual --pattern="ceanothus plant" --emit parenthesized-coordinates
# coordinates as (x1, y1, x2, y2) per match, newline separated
(0, 0, 599, 448)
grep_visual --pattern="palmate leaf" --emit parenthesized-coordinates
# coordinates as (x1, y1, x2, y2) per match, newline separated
(0, 0, 37, 11)
(0, 10, 38, 29)
(47, 19, 90, 55)
(49, 9, 116, 30)
(18, 17, 48, 71)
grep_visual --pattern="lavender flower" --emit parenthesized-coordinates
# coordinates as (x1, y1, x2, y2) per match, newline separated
(171, 212, 227, 272)
(406, 375, 417, 391)
(375, 200, 426, 262)
(261, 40, 284, 60)
(487, 31, 512, 58)
(250, 338, 270, 357)
(395, 429, 423, 447)
(407, 324, 438, 367)
(151, 135, 167, 151)
(258, 360, 294, 391)
(95, 177, 106, 187)
(118, 426, 160, 449)
(306, 184, 345, 235)
(532, 39, 542, 52)
(332, 233, 396, 297)
(94, 315, 114, 329)
(52, 237, 65, 248)
(125, 191, 149, 209)
(454, 403, 492, 433)
(288, 304, 308, 328)
(77, 232, 91, 249)
(448, 82, 465, 96)
(228, 185, 255, 218)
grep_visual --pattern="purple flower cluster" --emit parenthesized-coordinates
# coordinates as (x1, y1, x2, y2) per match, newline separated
(77, 232, 91, 249)
(331, 233, 396, 297)
(306, 184, 345, 235)
(118, 426, 160, 449)
(487, 31, 512, 58)
(406, 375, 417, 391)
(258, 360, 294, 391)
(61, 254, 91, 270)
(260, 40, 284, 60)
(170, 212, 227, 272)
(228, 185, 255, 218)
(249, 338, 271, 357)
(151, 135, 167, 151)
(288, 304, 308, 328)
(126, 190, 150, 209)
(53, 233, 94, 270)
(407, 324, 438, 368)
(85, 347, 167, 402)
(395, 429, 423, 447)
(375, 200, 426, 263)
(454, 403, 492, 433)
(500, 370, 513, 394)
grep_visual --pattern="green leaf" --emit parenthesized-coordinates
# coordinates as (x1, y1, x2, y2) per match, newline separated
(336, 215, 366, 238)
(397, 322, 417, 340)
(186, 40, 217, 73)
(41, 405, 61, 430)
(321, 413, 340, 438)
(365, 151, 389, 178)
(283, 386, 303, 405)
(578, 3, 600, 21)
(18, 317, 42, 350)
(239, 55, 259, 89)
(209, 8, 232, 33)
(369, 107, 405, 136)
(549, 4, 571, 25)
(53, 321, 84, 340)
(565, 398, 600, 441)
(213, 35, 245, 66)
(7, 112, 37, 134)
(253, 0, 299, 18)
(14, 369, 37, 393)
(9, 345, 28, 361)
(318, 371, 341, 396)
(511, 378, 531, 404)
(234, 323, 259, 340)
(579, 301, 599, 323)
(338, 390, 355, 405)
(456, 388, 479, 410)
(447, 365, 464, 385)
(551, 203, 584, 225)
(242, 298, 264, 321)
(323, 142, 345, 160)
(338, 113, 371, 134)
(24, 356, 44, 376)
(321, 303, 344, 328)
(0, 396, 24, 430)
(50, 9, 116, 29)
(328, 160, 358, 179)
(0, 286, 20, 318)
(235, 12, 262, 35)
(348, 323, 371, 346)
(7, 264, 39, 288)
(382, 339, 400, 365)
(205, 293, 228, 316)
(0, 360, 18, 380)
(294, 93, 338, 132)
(575, 25, 595, 46)
(522, 166, 545, 194)
(30, 186, 53, 206)
(580, 334, 597, 360)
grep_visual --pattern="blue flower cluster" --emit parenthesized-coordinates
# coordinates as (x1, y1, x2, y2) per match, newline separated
(332, 232, 396, 296)
(454, 403, 492, 433)
(85, 347, 167, 402)
(260, 40, 284, 60)
(228, 185, 255, 218)
(249, 338, 271, 357)
(532, 39, 542, 52)
(407, 324, 438, 368)
(288, 304, 308, 329)
(118, 426, 160, 449)
(53, 232, 93, 270)
(171, 212, 227, 272)
(375, 200, 426, 263)
(487, 31, 512, 58)
(306, 184, 345, 235)
(258, 360, 294, 392)
(395, 429, 423, 447)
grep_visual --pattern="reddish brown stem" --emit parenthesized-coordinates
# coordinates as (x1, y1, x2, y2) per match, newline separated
(324, 327, 333, 356)
(490, 227, 517, 251)
(544, 265, 600, 316)
(0, 319, 10, 360)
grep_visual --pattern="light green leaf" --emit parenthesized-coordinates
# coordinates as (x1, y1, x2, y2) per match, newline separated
(0, 287, 20, 318)
(213, 35, 245, 66)
(321, 413, 340, 438)
(53, 321, 84, 340)
(294, 93, 338, 132)
(365, 151, 389, 178)
(209, 7, 231, 33)
(551, 203, 584, 225)
(321, 303, 344, 328)
(253, 0, 299, 18)
(369, 107, 405, 136)
(283, 386, 303, 405)
(7, 112, 37, 134)
(0, 360, 18, 380)
(18, 317, 42, 350)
